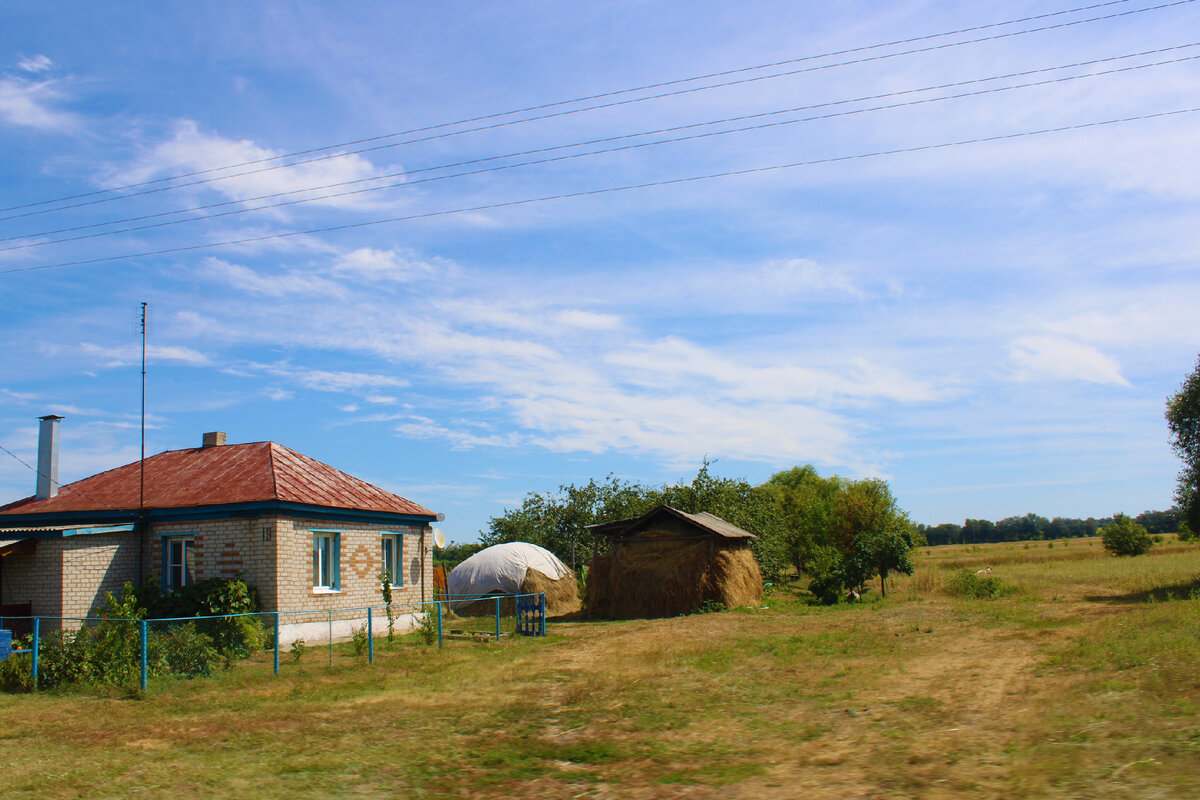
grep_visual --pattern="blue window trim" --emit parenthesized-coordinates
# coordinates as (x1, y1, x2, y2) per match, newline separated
(160, 533, 197, 588)
(311, 529, 341, 591)
(380, 531, 404, 588)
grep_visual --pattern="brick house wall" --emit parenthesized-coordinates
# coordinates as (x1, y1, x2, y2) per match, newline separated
(1, 541, 65, 617)
(146, 517, 280, 610)
(2, 514, 432, 626)
(1, 532, 141, 620)
(274, 516, 431, 621)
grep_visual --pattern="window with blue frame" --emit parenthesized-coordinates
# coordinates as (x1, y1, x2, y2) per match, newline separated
(381, 533, 403, 587)
(164, 536, 195, 588)
(312, 531, 341, 591)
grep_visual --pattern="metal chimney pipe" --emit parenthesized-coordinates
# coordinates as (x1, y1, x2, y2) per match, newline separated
(36, 414, 64, 499)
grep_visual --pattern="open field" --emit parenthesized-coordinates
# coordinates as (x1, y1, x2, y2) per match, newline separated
(2, 540, 1199, 799)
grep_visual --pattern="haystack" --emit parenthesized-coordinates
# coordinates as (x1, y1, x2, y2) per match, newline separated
(584, 506, 762, 619)
(447, 542, 580, 617)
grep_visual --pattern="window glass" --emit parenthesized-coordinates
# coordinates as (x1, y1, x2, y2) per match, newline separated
(381, 534, 403, 587)
(312, 532, 340, 590)
(165, 537, 194, 588)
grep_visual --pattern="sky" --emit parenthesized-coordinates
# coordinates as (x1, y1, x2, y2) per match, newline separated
(2, 0, 1199, 543)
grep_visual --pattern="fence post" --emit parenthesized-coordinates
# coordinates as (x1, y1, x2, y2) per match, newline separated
(139, 619, 148, 692)
(327, 610, 333, 669)
(436, 602, 443, 649)
(273, 612, 280, 675)
(31, 617, 39, 691)
(367, 607, 374, 664)
(494, 596, 501, 640)
(540, 593, 546, 636)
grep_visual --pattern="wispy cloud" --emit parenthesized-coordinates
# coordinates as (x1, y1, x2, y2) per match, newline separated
(104, 119, 403, 211)
(250, 363, 409, 393)
(78, 342, 212, 368)
(0, 73, 78, 131)
(17, 55, 52, 74)
(1009, 335, 1130, 387)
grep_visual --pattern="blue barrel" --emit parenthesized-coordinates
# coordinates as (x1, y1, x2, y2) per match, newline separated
(0, 628, 11, 661)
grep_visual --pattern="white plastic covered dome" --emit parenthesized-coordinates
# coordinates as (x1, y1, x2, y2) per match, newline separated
(447, 542, 571, 597)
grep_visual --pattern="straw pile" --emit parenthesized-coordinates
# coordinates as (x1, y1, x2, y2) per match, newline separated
(585, 538, 762, 619)
(455, 567, 581, 617)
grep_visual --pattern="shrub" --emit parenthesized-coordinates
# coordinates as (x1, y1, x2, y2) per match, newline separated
(155, 623, 221, 678)
(946, 570, 1006, 600)
(1102, 514, 1154, 557)
(351, 623, 369, 657)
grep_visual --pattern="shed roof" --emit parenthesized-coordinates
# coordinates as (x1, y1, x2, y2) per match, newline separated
(0, 440, 434, 519)
(586, 504, 756, 540)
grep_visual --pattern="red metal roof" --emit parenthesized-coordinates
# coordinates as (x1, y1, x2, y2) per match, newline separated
(0, 441, 435, 518)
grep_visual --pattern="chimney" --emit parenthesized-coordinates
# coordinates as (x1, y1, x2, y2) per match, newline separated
(202, 431, 227, 448)
(36, 414, 64, 499)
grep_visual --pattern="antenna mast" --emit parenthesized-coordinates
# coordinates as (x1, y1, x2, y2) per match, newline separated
(140, 302, 147, 515)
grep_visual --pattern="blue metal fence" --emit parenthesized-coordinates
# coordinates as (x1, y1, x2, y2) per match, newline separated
(0, 592, 546, 693)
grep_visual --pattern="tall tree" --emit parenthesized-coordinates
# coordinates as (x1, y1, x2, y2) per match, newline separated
(758, 465, 843, 580)
(1167, 354, 1200, 532)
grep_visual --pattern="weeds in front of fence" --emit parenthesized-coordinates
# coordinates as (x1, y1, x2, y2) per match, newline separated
(0, 590, 547, 694)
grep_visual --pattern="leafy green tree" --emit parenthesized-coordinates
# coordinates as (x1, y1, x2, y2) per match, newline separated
(1167, 354, 1200, 533)
(1101, 513, 1154, 557)
(481, 474, 660, 567)
(832, 479, 920, 598)
(758, 465, 843, 580)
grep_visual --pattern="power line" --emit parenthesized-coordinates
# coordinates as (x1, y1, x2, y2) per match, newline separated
(0, 0, 1190, 220)
(5, 42, 1199, 251)
(4, 105, 1197, 277)
(0, 443, 124, 512)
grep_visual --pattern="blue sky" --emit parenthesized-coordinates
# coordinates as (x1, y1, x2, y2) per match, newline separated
(2, 1, 1199, 543)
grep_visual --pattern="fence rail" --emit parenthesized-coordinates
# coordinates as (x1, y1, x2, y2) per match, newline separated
(0, 592, 546, 693)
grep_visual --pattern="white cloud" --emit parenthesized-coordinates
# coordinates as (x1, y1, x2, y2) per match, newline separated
(251, 363, 409, 393)
(0, 75, 77, 131)
(17, 55, 52, 74)
(78, 342, 212, 368)
(365, 394, 397, 405)
(200, 257, 347, 298)
(553, 309, 622, 330)
(334, 248, 454, 282)
(106, 119, 401, 210)
(394, 416, 520, 450)
(1009, 335, 1131, 387)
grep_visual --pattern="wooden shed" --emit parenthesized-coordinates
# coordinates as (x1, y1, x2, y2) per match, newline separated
(584, 505, 762, 619)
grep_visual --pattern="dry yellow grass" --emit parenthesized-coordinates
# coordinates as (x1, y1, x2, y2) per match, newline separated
(0, 539, 1196, 799)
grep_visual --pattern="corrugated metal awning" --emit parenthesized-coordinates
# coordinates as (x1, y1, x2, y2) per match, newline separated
(0, 523, 135, 538)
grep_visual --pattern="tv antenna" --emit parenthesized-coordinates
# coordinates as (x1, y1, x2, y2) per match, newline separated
(139, 301, 147, 515)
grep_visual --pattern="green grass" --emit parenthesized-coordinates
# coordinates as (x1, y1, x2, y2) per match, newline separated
(2, 540, 1199, 798)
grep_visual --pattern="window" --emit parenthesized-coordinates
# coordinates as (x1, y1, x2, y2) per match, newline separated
(312, 531, 340, 591)
(381, 533, 403, 587)
(164, 536, 195, 588)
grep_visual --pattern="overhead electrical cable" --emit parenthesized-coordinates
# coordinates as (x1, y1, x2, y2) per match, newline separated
(5, 41, 1197, 249)
(4, 105, 1197, 276)
(0, 0, 1189, 219)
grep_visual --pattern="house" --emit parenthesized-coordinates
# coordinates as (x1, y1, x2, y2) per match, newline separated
(584, 504, 762, 618)
(0, 417, 440, 638)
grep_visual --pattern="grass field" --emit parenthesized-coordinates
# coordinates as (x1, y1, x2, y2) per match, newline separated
(2, 539, 1198, 799)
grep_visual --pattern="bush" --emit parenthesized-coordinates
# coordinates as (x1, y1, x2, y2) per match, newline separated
(947, 570, 1006, 599)
(1102, 514, 1154, 557)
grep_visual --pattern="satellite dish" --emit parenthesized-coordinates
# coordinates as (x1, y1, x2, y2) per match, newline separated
(433, 528, 446, 548)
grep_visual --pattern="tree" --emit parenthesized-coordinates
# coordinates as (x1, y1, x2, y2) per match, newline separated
(832, 479, 920, 598)
(758, 465, 843, 580)
(481, 474, 657, 568)
(1167, 354, 1200, 533)
(1101, 513, 1153, 557)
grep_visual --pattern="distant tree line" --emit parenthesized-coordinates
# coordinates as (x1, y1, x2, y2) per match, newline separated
(917, 509, 1181, 547)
